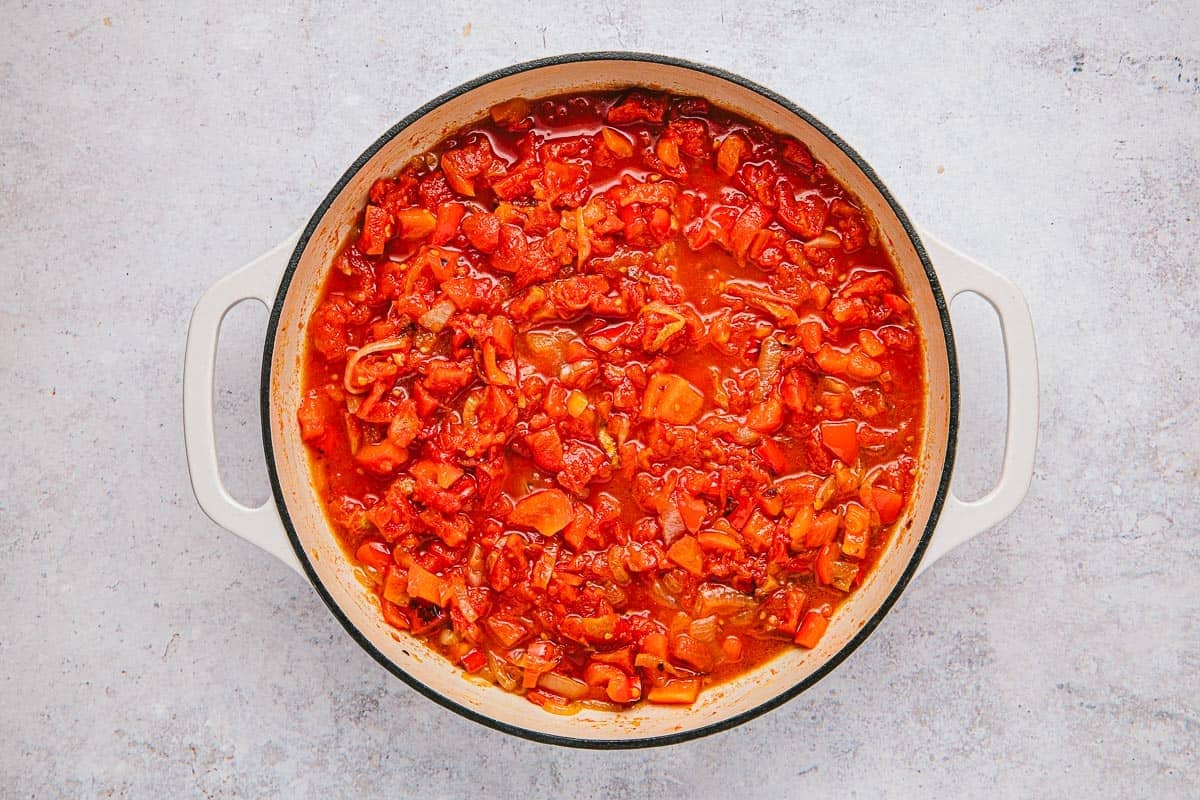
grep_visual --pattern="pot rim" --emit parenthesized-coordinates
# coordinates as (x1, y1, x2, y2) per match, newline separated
(260, 50, 959, 749)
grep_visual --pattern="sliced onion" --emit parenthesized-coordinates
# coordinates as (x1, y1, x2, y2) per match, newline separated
(818, 376, 851, 395)
(535, 696, 582, 715)
(461, 390, 483, 428)
(579, 699, 623, 713)
(694, 583, 757, 617)
(537, 671, 590, 701)
(465, 543, 486, 588)
(661, 569, 685, 595)
(756, 336, 784, 400)
(805, 230, 841, 249)
(602, 581, 628, 609)
(814, 475, 837, 510)
(452, 583, 478, 623)
(689, 614, 721, 643)
(648, 578, 680, 610)
(608, 545, 631, 585)
(343, 337, 408, 395)
(418, 299, 456, 333)
(487, 651, 520, 692)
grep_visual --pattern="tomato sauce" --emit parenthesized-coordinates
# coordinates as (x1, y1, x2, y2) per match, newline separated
(298, 90, 924, 711)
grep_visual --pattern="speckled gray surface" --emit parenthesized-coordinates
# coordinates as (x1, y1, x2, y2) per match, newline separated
(1, 2, 1197, 797)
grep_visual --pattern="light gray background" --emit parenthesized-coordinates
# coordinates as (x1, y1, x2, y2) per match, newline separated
(1, 2, 1196, 797)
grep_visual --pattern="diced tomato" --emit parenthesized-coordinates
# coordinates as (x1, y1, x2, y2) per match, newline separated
(670, 632, 714, 672)
(525, 427, 565, 471)
(297, 389, 333, 444)
(441, 276, 493, 312)
(806, 511, 840, 549)
(676, 493, 708, 533)
(820, 420, 860, 463)
(461, 212, 501, 253)
(562, 504, 593, 551)
(355, 540, 393, 571)
(746, 395, 784, 433)
(730, 203, 771, 261)
(395, 207, 437, 240)
(607, 91, 667, 124)
(779, 137, 815, 172)
(646, 679, 701, 705)
(697, 530, 742, 552)
(781, 370, 810, 411)
(794, 610, 829, 648)
(871, 486, 904, 523)
(382, 567, 408, 605)
(406, 562, 447, 606)
(666, 535, 704, 576)
(600, 127, 634, 158)
(354, 438, 408, 475)
(379, 599, 410, 630)
(358, 205, 393, 255)
(755, 438, 787, 474)
(815, 543, 837, 585)
(387, 400, 420, 448)
(430, 202, 466, 245)
(489, 98, 531, 127)
(440, 139, 497, 197)
(776, 187, 828, 239)
(460, 648, 488, 673)
(510, 489, 573, 536)
(716, 133, 747, 177)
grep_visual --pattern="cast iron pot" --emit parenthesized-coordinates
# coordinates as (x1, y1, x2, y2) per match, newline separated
(183, 53, 1038, 748)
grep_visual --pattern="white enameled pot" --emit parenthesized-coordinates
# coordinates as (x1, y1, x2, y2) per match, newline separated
(183, 53, 1038, 747)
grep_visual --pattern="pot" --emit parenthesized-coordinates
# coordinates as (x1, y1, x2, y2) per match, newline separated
(183, 53, 1038, 747)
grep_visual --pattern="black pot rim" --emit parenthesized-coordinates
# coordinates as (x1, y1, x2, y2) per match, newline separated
(260, 50, 959, 750)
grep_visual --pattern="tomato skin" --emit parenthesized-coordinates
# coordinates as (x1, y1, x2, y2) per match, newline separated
(820, 420, 860, 464)
(716, 133, 747, 177)
(871, 487, 904, 523)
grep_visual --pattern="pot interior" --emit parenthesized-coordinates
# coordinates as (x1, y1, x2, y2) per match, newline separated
(265, 55, 953, 745)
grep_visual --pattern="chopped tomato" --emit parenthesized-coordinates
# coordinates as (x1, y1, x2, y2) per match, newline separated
(815, 543, 837, 585)
(871, 486, 904, 523)
(641, 374, 705, 425)
(716, 133, 747, 177)
(395, 207, 437, 240)
(646, 679, 701, 705)
(794, 611, 829, 648)
(666, 535, 705, 576)
(509, 489, 573, 536)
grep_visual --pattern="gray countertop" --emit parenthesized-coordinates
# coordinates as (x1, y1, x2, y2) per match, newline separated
(2, 2, 1196, 797)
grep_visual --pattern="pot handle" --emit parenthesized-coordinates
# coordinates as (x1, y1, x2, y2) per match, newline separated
(183, 233, 305, 576)
(915, 231, 1039, 576)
